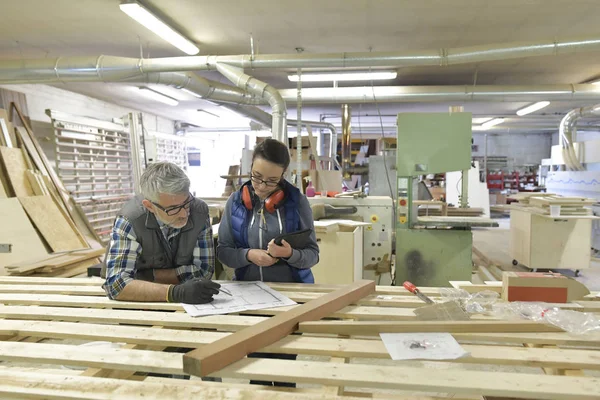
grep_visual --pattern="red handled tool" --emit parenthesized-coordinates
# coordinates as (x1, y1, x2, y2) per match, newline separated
(403, 281, 434, 304)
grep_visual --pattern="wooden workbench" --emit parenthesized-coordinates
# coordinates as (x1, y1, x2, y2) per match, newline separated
(0, 276, 599, 399)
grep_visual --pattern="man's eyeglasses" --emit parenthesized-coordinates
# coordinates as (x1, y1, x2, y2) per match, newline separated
(251, 174, 281, 188)
(150, 194, 193, 216)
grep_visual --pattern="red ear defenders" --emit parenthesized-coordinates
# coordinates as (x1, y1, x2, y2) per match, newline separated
(242, 185, 285, 213)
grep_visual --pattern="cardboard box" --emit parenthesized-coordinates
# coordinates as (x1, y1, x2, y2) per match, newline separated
(501, 271, 590, 303)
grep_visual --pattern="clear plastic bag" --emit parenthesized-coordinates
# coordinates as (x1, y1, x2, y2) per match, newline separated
(491, 301, 600, 337)
(440, 289, 600, 336)
(439, 288, 500, 314)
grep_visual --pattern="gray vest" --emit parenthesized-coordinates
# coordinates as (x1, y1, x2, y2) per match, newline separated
(102, 195, 210, 277)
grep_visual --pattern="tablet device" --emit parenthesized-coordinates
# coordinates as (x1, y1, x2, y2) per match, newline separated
(273, 229, 312, 248)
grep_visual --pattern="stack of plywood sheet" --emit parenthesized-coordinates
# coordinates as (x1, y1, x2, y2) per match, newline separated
(512, 194, 596, 216)
(0, 104, 103, 274)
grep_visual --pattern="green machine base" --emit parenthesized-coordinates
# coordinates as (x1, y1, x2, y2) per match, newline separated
(395, 229, 472, 287)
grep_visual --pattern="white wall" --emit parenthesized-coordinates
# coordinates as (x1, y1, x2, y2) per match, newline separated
(472, 132, 552, 169)
(0, 84, 174, 133)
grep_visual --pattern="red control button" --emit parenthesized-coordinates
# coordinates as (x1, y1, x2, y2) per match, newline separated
(400, 199, 407, 206)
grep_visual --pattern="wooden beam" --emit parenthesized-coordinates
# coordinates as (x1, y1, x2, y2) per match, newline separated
(182, 280, 376, 377)
(298, 320, 563, 335)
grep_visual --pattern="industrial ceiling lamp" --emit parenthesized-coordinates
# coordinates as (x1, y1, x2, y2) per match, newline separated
(287, 71, 397, 82)
(516, 101, 550, 116)
(119, 0, 200, 55)
(138, 87, 179, 106)
(481, 118, 504, 129)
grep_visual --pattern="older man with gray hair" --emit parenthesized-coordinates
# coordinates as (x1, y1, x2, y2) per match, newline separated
(103, 161, 220, 304)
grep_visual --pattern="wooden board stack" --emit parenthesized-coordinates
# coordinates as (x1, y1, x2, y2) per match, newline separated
(4, 248, 104, 277)
(512, 194, 596, 216)
(0, 103, 103, 273)
(0, 277, 598, 399)
(418, 206, 484, 217)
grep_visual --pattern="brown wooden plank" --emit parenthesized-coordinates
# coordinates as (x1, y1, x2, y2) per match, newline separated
(183, 279, 376, 377)
(298, 320, 563, 335)
(19, 195, 86, 252)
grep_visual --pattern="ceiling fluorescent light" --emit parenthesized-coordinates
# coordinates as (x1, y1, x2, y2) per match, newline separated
(287, 71, 397, 82)
(481, 118, 504, 129)
(516, 101, 550, 116)
(119, 1, 199, 55)
(138, 87, 179, 106)
(180, 88, 203, 98)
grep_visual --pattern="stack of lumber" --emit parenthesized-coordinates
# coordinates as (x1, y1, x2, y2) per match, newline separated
(4, 248, 104, 277)
(0, 277, 599, 399)
(512, 194, 595, 216)
(0, 103, 102, 272)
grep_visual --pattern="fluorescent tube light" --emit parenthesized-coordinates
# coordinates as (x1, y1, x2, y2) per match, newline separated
(287, 71, 397, 82)
(481, 118, 504, 129)
(180, 88, 203, 98)
(591, 79, 600, 85)
(138, 87, 179, 106)
(516, 101, 550, 116)
(120, 1, 199, 55)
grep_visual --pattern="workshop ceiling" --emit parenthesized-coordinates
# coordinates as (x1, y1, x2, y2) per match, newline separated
(1, 0, 600, 130)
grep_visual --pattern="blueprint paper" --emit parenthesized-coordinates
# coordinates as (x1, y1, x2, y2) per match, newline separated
(182, 281, 297, 317)
(379, 333, 469, 361)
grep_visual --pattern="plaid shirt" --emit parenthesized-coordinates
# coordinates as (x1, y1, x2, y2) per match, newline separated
(103, 214, 214, 299)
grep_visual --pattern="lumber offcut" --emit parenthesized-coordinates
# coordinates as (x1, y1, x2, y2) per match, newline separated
(182, 279, 376, 377)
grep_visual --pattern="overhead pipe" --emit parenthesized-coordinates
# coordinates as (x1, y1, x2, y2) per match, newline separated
(215, 63, 287, 143)
(139, 72, 263, 105)
(558, 104, 600, 171)
(279, 84, 600, 104)
(341, 104, 352, 179)
(2, 36, 600, 81)
(221, 103, 339, 168)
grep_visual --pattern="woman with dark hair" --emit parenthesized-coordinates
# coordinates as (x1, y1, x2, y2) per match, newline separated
(217, 138, 319, 284)
(217, 138, 319, 388)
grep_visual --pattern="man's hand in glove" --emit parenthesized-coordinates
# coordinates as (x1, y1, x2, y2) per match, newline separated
(167, 279, 221, 304)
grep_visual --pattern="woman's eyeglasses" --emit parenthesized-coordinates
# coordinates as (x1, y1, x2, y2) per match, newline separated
(150, 194, 193, 216)
(251, 174, 280, 188)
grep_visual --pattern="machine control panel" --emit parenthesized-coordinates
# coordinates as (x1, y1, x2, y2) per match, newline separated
(398, 196, 408, 224)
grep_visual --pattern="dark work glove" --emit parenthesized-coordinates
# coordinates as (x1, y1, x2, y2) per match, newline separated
(168, 279, 221, 304)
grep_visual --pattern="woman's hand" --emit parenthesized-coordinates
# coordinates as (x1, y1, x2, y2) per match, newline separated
(267, 239, 293, 259)
(247, 249, 278, 267)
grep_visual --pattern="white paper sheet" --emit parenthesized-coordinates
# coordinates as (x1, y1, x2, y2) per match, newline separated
(182, 281, 297, 317)
(379, 333, 469, 361)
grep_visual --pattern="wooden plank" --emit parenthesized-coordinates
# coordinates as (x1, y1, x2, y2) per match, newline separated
(12, 112, 101, 247)
(0, 343, 598, 400)
(18, 195, 86, 252)
(0, 369, 337, 400)
(0, 291, 416, 321)
(298, 320, 563, 335)
(0, 198, 48, 269)
(0, 146, 34, 197)
(183, 280, 376, 377)
(214, 358, 600, 400)
(0, 305, 265, 331)
(0, 276, 103, 285)
(6, 248, 104, 272)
